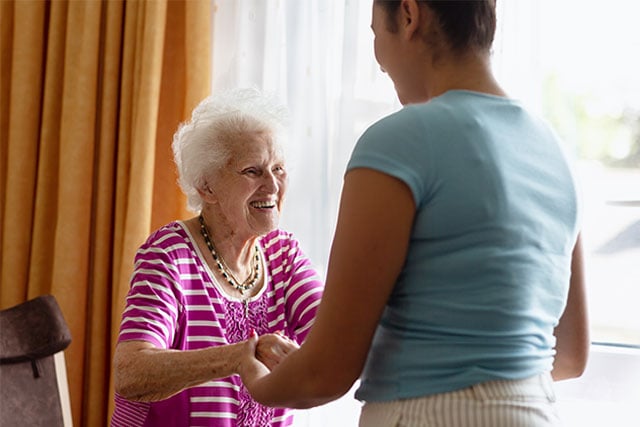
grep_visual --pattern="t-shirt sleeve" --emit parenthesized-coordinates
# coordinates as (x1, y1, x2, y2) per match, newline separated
(117, 231, 184, 349)
(346, 106, 434, 207)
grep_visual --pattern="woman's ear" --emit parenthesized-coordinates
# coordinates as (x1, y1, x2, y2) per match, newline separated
(400, 0, 430, 41)
(198, 183, 217, 202)
(399, 0, 420, 38)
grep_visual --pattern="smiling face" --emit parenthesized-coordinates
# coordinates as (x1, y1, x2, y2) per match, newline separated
(206, 130, 287, 240)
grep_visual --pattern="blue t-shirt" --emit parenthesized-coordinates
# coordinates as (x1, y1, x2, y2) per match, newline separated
(348, 90, 580, 402)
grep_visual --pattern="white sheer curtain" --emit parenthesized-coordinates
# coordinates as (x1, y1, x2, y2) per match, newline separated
(211, 3, 398, 423)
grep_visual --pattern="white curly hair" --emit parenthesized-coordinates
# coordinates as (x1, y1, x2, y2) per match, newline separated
(172, 88, 288, 213)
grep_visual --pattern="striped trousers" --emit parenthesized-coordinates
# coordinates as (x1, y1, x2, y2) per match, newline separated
(359, 374, 561, 427)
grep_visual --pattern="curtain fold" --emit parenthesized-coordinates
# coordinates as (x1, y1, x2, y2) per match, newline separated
(0, 1, 211, 424)
(85, 1, 124, 424)
(0, 1, 13, 217)
(50, 4, 104, 420)
(1, 0, 47, 306)
(29, 0, 67, 300)
(111, 0, 168, 347)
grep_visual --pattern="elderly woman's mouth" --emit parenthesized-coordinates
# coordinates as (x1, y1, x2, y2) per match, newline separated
(250, 201, 277, 209)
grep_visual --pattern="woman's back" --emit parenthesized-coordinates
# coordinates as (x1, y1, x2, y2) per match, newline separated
(350, 90, 580, 401)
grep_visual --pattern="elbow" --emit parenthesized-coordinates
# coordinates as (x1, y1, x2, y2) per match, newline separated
(113, 351, 152, 401)
(114, 370, 156, 402)
(291, 381, 353, 409)
(552, 364, 586, 382)
(283, 365, 357, 409)
(572, 348, 590, 378)
(112, 341, 176, 402)
(114, 380, 136, 401)
(314, 375, 354, 405)
(571, 334, 591, 378)
(556, 360, 588, 380)
(573, 348, 589, 377)
(113, 358, 138, 400)
(552, 345, 590, 381)
(314, 365, 359, 405)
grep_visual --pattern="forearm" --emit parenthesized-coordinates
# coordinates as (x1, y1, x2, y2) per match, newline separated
(114, 340, 244, 402)
(552, 319, 590, 381)
(243, 344, 351, 409)
(552, 349, 587, 381)
(552, 234, 589, 381)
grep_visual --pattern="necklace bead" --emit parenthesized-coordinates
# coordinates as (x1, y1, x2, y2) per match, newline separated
(198, 214, 260, 295)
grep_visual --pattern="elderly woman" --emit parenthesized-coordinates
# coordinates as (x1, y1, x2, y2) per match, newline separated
(111, 88, 324, 427)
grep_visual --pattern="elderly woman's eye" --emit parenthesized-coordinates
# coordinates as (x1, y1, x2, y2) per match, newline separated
(274, 165, 286, 174)
(243, 168, 259, 176)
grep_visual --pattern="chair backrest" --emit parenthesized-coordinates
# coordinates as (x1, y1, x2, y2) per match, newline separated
(0, 295, 73, 427)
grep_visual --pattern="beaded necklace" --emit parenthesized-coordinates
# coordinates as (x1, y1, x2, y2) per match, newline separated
(198, 214, 261, 295)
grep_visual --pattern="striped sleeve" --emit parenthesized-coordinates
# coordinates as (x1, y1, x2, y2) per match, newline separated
(118, 225, 187, 349)
(263, 230, 324, 343)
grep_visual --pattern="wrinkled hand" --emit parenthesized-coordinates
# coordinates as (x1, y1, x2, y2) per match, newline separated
(256, 332, 299, 370)
(237, 332, 269, 388)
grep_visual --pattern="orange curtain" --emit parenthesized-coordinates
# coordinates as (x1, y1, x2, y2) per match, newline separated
(0, 0, 212, 425)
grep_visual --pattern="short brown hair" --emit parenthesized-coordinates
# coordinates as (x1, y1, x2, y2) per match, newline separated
(375, 0, 497, 53)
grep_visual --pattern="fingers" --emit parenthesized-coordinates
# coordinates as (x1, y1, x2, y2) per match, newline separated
(246, 328, 259, 349)
(237, 329, 267, 380)
(238, 351, 270, 392)
(274, 330, 297, 346)
(254, 331, 299, 369)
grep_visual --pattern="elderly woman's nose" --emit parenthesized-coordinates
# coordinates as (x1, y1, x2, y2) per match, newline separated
(261, 171, 279, 192)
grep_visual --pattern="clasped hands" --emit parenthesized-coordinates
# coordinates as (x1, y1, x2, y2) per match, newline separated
(235, 330, 298, 403)
(252, 330, 299, 371)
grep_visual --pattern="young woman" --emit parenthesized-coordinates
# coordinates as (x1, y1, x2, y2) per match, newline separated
(240, 2, 589, 426)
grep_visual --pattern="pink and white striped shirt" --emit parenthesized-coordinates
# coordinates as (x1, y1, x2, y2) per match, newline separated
(111, 222, 323, 427)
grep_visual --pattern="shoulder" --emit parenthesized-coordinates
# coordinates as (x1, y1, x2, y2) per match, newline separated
(261, 232, 322, 308)
(259, 229, 299, 254)
(135, 221, 193, 264)
(259, 230, 309, 269)
(360, 106, 424, 144)
(352, 100, 454, 160)
(260, 230, 318, 277)
(141, 222, 188, 248)
(130, 223, 197, 297)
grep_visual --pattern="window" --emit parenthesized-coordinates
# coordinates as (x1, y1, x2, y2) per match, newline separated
(504, 2, 640, 424)
(519, 0, 640, 347)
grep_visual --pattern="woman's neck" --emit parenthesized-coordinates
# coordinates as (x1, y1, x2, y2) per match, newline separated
(196, 212, 257, 276)
(423, 51, 506, 101)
